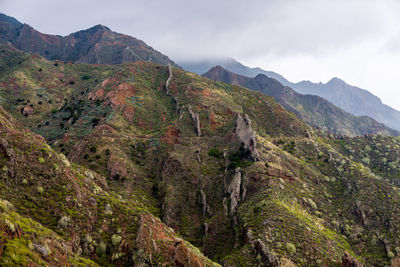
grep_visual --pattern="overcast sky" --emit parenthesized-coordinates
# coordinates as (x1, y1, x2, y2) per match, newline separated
(2, 0, 400, 109)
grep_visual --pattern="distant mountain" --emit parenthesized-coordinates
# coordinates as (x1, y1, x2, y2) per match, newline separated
(204, 66, 399, 136)
(289, 78, 400, 132)
(182, 57, 400, 132)
(0, 13, 176, 66)
(179, 57, 290, 85)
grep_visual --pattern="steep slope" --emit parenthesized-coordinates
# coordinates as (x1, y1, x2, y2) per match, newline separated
(181, 57, 400, 132)
(2, 45, 400, 266)
(203, 66, 398, 137)
(0, 13, 176, 66)
(0, 104, 219, 266)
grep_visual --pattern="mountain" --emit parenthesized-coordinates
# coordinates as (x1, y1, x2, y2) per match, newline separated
(2, 44, 400, 265)
(0, 13, 176, 66)
(181, 57, 400, 132)
(179, 57, 289, 83)
(203, 66, 399, 137)
(290, 77, 400, 132)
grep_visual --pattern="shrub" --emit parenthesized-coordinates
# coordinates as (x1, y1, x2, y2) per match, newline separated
(208, 147, 223, 158)
(69, 81, 75, 85)
(98, 242, 107, 254)
(37, 186, 44, 194)
(81, 75, 91, 80)
(285, 242, 296, 254)
(58, 216, 71, 228)
(91, 118, 100, 126)
(0, 199, 14, 212)
(308, 198, 318, 209)
(111, 234, 122, 246)
(38, 157, 45, 164)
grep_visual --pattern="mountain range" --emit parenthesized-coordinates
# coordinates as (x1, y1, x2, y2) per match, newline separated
(180, 57, 400, 131)
(0, 13, 176, 66)
(1, 13, 400, 266)
(203, 66, 398, 136)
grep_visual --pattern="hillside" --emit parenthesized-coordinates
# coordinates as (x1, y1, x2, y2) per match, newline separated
(182, 57, 400, 132)
(0, 85, 218, 266)
(1, 44, 400, 266)
(0, 13, 176, 66)
(203, 66, 398, 137)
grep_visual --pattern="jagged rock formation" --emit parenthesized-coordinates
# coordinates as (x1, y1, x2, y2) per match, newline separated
(227, 167, 242, 215)
(200, 190, 210, 217)
(236, 114, 260, 161)
(342, 252, 363, 267)
(163, 64, 180, 113)
(188, 105, 201, 136)
(246, 230, 279, 267)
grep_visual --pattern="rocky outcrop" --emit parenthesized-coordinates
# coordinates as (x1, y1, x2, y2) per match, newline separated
(165, 64, 173, 93)
(227, 167, 242, 215)
(0, 137, 16, 177)
(200, 190, 210, 217)
(236, 114, 259, 161)
(188, 105, 201, 137)
(355, 200, 368, 227)
(22, 106, 33, 116)
(107, 156, 128, 180)
(342, 252, 363, 267)
(246, 230, 278, 267)
(163, 64, 180, 113)
(135, 213, 219, 266)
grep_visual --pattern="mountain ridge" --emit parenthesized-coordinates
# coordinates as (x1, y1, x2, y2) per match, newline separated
(203, 65, 399, 137)
(182, 57, 400, 131)
(0, 13, 177, 66)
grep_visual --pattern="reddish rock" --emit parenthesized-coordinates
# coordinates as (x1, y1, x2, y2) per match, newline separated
(22, 106, 33, 116)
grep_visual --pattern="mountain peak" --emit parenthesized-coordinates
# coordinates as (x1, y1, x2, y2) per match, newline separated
(0, 13, 22, 26)
(88, 24, 111, 32)
(204, 65, 229, 75)
(327, 77, 345, 85)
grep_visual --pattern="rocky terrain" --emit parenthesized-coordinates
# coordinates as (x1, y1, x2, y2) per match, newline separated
(203, 66, 398, 137)
(1, 40, 400, 267)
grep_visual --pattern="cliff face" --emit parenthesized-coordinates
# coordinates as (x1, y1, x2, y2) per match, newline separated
(1, 45, 400, 266)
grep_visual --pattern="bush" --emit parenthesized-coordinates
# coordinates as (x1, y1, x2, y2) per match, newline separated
(285, 242, 296, 254)
(208, 148, 223, 158)
(111, 234, 122, 246)
(308, 198, 318, 209)
(58, 216, 71, 228)
(81, 75, 91, 80)
(37, 186, 44, 194)
(38, 157, 45, 164)
(98, 241, 107, 254)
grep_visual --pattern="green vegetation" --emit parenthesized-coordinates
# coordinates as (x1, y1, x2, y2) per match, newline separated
(0, 45, 399, 266)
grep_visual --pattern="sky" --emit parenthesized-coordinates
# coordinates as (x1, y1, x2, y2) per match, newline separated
(1, 0, 400, 109)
